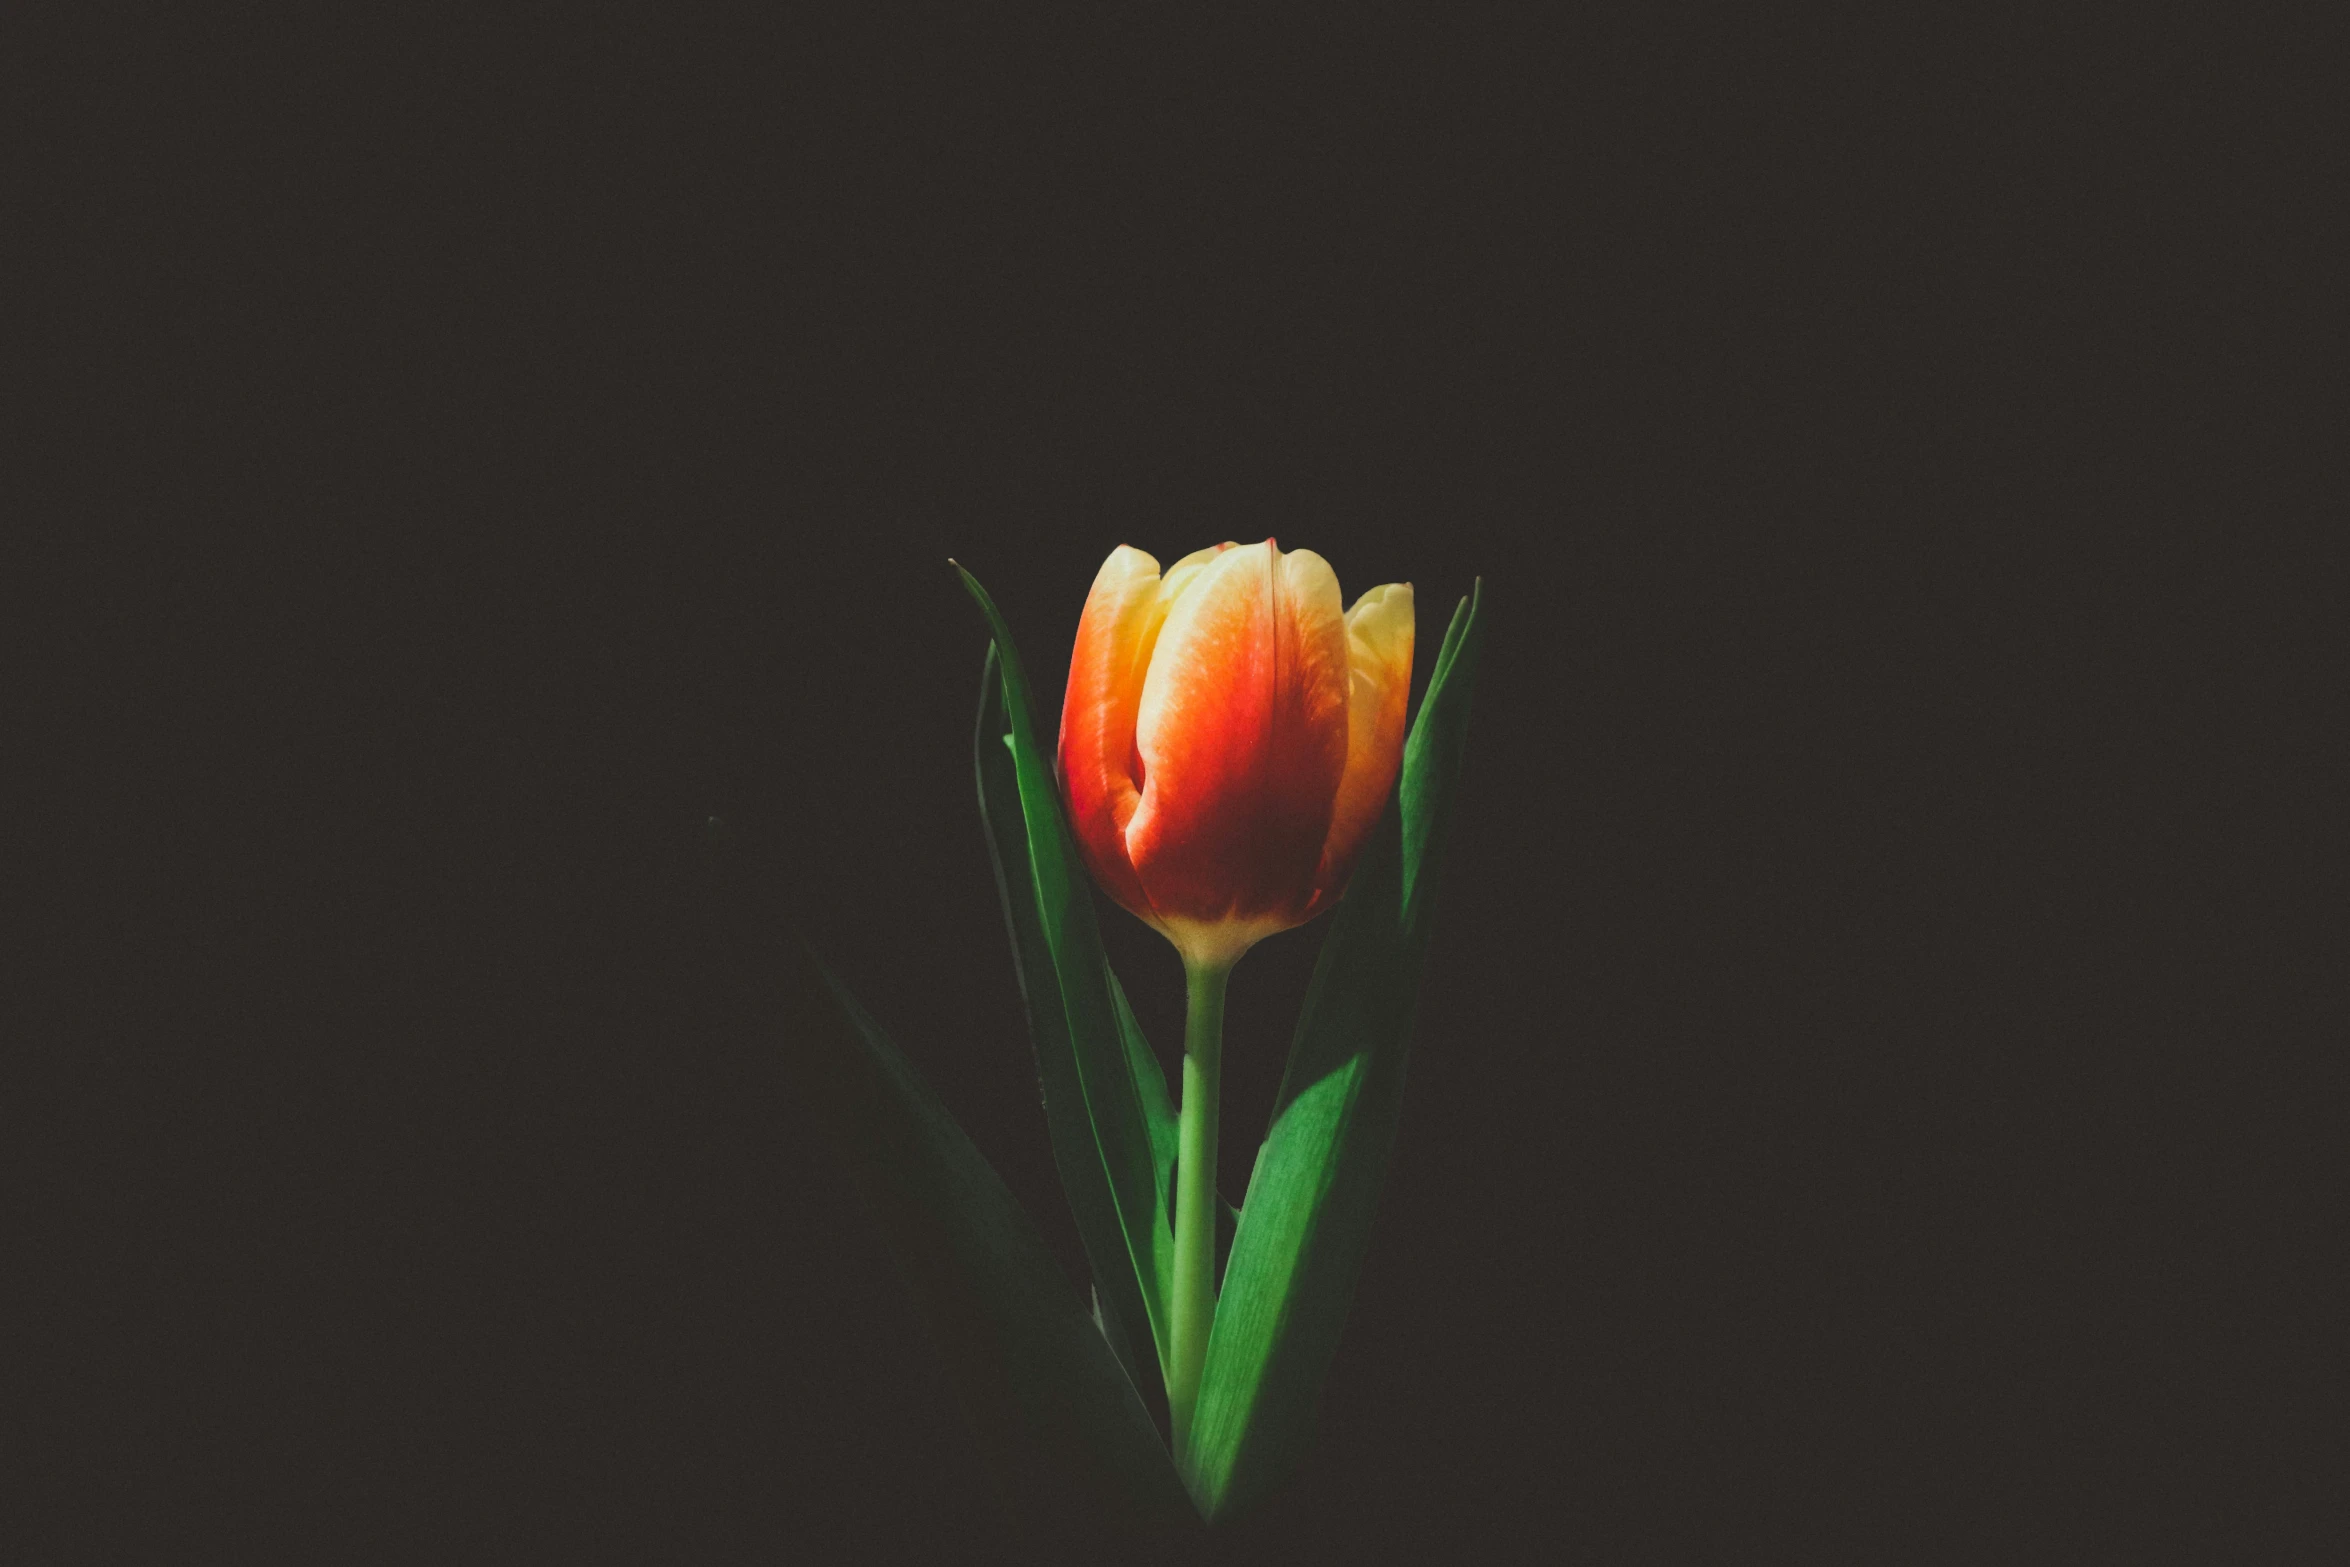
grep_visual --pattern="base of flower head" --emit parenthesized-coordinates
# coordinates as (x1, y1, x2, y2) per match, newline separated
(1153, 911, 1307, 972)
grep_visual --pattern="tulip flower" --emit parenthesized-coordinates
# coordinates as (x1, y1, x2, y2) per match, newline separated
(1059, 539, 1416, 970)
(1056, 538, 1414, 1459)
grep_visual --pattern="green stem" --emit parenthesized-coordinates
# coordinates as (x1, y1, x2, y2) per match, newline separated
(1168, 956, 1229, 1469)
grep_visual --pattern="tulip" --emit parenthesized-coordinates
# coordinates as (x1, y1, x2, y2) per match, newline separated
(1059, 539, 1416, 970)
(1056, 538, 1414, 1464)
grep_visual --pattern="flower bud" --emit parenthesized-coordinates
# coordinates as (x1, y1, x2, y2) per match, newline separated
(1058, 539, 1413, 969)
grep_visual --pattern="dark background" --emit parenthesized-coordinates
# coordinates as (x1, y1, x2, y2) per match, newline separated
(23, 5, 2330, 1562)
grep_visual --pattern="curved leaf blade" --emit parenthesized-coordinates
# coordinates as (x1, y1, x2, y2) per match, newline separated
(1188, 581, 1486, 1520)
(956, 563, 1179, 1387)
(786, 943, 1196, 1552)
(975, 645, 1175, 1397)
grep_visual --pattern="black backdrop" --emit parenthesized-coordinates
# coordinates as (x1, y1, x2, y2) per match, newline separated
(26, 6, 2327, 1563)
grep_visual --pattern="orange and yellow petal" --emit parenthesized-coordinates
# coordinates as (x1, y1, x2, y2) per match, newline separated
(1310, 581, 1414, 906)
(1057, 544, 1166, 919)
(1126, 541, 1351, 941)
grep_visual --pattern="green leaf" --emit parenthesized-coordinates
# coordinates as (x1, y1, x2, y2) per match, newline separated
(1187, 581, 1487, 1521)
(786, 943, 1196, 1553)
(974, 643, 1177, 1398)
(956, 564, 1180, 1389)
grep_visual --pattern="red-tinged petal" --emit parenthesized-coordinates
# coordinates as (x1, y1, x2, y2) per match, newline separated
(1056, 545, 1165, 921)
(1126, 540, 1351, 961)
(1306, 581, 1414, 914)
